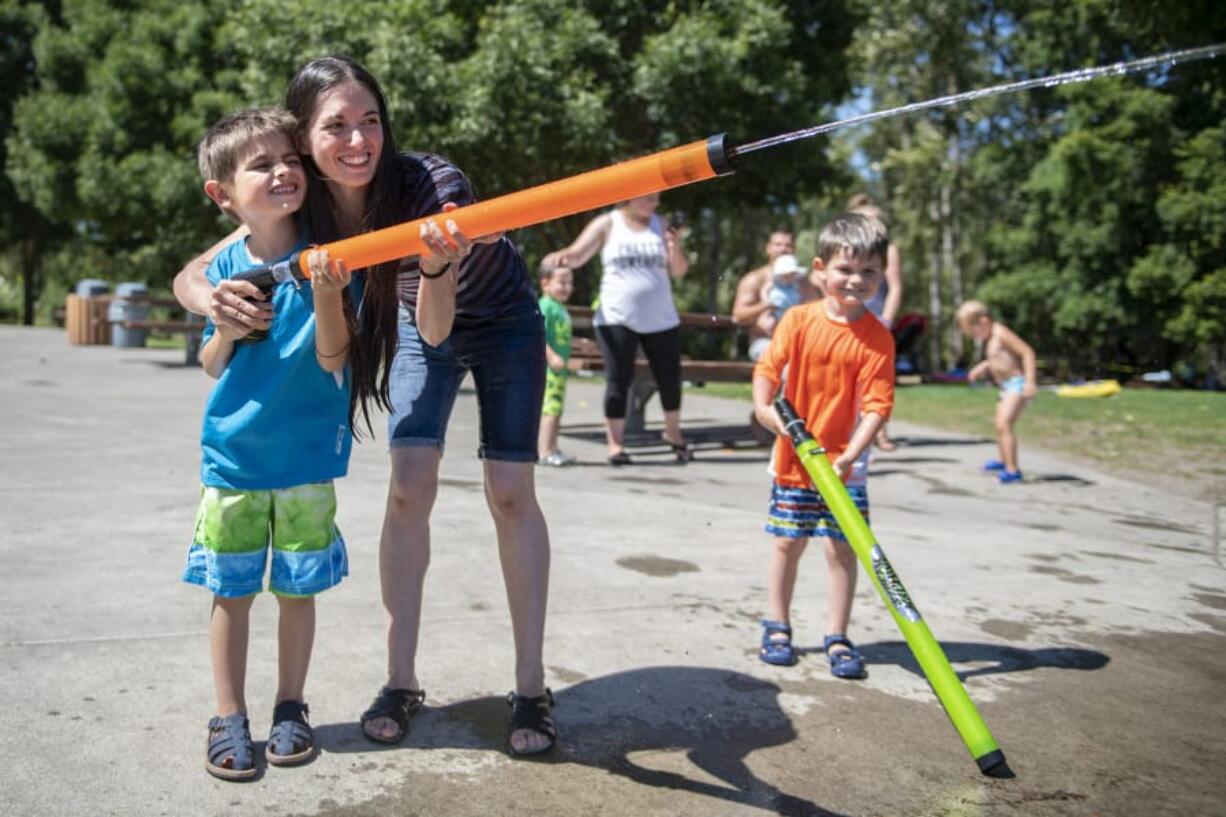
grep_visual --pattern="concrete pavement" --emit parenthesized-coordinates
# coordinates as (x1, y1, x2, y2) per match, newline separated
(1, 324, 1223, 817)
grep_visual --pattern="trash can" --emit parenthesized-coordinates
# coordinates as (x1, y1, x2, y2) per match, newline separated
(75, 279, 110, 297)
(66, 280, 112, 345)
(108, 282, 150, 347)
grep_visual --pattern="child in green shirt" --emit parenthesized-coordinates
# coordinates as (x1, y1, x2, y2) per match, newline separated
(538, 264, 575, 466)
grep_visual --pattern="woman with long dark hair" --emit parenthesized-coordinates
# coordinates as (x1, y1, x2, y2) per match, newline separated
(174, 56, 556, 757)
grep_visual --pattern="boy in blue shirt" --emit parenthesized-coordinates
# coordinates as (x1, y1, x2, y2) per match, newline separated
(183, 107, 355, 780)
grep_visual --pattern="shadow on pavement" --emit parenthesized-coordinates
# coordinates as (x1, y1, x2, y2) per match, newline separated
(892, 435, 991, 447)
(314, 666, 846, 817)
(848, 640, 1110, 681)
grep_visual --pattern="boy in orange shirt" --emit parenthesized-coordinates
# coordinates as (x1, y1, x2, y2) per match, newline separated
(751, 213, 895, 678)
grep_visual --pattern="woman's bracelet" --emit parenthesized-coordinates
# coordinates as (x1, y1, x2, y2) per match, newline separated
(419, 262, 451, 280)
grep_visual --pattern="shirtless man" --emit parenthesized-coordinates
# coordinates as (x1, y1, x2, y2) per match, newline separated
(957, 300, 1037, 484)
(732, 230, 819, 360)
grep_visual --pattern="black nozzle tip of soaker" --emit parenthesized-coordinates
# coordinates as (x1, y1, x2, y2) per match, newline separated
(976, 750, 1014, 779)
(706, 133, 736, 175)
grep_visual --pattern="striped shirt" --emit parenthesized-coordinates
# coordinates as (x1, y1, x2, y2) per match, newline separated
(393, 153, 535, 324)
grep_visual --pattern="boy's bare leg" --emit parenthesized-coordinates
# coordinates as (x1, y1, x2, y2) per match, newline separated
(824, 536, 858, 654)
(484, 459, 551, 754)
(605, 416, 626, 456)
(767, 535, 808, 625)
(211, 594, 255, 716)
(365, 447, 440, 741)
(995, 393, 1027, 472)
(274, 595, 315, 704)
(538, 414, 560, 459)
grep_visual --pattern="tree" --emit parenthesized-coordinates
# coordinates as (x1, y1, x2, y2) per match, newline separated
(0, 0, 59, 324)
(5, 0, 855, 339)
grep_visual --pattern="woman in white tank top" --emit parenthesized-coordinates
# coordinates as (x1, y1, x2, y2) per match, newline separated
(543, 193, 691, 464)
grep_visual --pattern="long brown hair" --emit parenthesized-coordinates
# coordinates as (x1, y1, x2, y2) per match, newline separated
(286, 55, 402, 437)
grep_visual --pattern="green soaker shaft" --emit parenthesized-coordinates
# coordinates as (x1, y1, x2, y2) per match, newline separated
(774, 397, 1011, 777)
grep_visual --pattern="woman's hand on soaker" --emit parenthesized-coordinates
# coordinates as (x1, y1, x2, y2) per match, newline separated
(306, 249, 351, 295)
(209, 278, 272, 335)
(418, 202, 496, 276)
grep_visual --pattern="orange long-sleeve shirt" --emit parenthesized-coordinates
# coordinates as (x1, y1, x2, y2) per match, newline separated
(753, 302, 896, 488)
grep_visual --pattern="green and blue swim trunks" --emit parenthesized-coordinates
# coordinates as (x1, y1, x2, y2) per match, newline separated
(183, 482, 348, 598)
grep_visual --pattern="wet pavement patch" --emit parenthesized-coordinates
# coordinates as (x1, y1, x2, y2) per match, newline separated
(1191, 591, 1226, 611)
(1078, 550, 1154, 564)
(980, 618, 1034, 641)
(1112, 515, 1203, 536)
(1028, 565, 1102, 584)
(616, 555, 700, 577)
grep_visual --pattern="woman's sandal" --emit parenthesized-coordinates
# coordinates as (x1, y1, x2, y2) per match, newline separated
(823, 633, 868, 679)
(360, 686, 426, 744)
(205, 713, 257, 781)
(506, 688, 558, 758)
(759, 619, 799, 666)
(666, 440, 692, 464)
(266, 700, 315, 766)
(608, 451, 632, 466)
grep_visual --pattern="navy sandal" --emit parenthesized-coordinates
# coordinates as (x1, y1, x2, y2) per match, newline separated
(823, 633, 868, 679)
(759, 619, 799, 666)
(507, 688, 558, 758)
(360, 686, 426, 744)
(205, 713, 256, 781)
(266, 700, 315, 766)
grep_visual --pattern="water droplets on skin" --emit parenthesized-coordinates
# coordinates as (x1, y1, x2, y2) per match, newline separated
(732, 44, 1225, 159)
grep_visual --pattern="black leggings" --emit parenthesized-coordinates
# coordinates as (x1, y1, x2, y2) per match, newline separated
(594, 324, 682, 418)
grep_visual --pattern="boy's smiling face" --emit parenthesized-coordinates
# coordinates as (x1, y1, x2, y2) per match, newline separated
(542, 267, 574, 303)
(813, 247, 883, 317)
(209, 132, 305, 224)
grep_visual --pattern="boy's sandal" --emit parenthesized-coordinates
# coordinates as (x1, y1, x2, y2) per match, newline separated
(266, 700, 315, 766)
(608, 451, 632, 466)
(205, 713, 256, 781)
(823, 634, 868, 679)
(506, 688, 558, 758)
(360, 686, 426, 745)
(759, 619, 799, 666)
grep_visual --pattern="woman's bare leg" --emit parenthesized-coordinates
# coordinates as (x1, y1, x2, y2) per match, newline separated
(484, 459, 552, 754)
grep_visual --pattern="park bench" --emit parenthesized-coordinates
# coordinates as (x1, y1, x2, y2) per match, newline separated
(565, 306, 756, 436)
(118, 315, 205, 366)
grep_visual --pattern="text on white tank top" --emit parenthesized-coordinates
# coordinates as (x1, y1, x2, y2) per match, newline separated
(595, 209, 680, 333)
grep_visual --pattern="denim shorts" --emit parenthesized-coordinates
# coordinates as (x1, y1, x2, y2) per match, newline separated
(389, 306, 545, 461)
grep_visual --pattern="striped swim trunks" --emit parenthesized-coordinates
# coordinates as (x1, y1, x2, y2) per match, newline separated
(765, 479, 869, 541)
(183, 482, 349, 598)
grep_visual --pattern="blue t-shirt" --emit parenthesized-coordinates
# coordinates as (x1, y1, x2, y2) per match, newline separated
(200, 238, 352, 490)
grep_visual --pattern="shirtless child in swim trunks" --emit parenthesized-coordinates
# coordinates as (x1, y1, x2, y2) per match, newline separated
(956, 300, 1037, 484)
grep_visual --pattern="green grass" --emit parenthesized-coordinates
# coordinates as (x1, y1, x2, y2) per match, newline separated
(688, 380, 1226, 500)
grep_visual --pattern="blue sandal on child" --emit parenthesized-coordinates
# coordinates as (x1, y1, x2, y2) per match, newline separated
(266, 700, 315, 766)
(759, 619, 799, 666)
(205, 713, 256, 781)
(823, 633, 868, 679)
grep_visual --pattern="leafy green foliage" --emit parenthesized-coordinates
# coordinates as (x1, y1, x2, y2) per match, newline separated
(4, 0, 853, 328)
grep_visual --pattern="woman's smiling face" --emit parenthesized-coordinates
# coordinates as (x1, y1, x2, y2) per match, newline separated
(306, 80, 384, 190)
